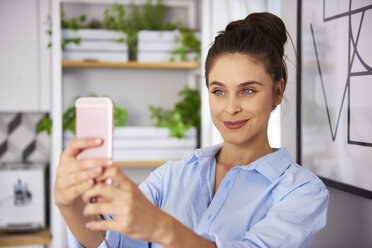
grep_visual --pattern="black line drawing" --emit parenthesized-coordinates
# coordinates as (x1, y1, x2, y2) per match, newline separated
(310, 0, 372, 147)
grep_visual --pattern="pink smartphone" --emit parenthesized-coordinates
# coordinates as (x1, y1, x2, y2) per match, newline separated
(75, 97, 113, 160)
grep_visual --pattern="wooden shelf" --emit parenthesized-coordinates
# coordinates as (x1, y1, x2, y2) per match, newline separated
(62, 60, 201, 70)
(114, 161, 167, 168)
(0, 228, 51, 247)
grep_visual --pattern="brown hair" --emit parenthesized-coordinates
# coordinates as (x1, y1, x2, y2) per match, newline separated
(205, 12, 289, 109)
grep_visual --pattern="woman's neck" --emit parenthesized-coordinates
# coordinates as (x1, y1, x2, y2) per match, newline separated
(217, 135, 273, 168)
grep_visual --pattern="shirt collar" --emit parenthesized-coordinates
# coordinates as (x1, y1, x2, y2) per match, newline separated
(241, 148, 293, 182)
(185, 143, 223, 165)
(186, 144, 293, 182)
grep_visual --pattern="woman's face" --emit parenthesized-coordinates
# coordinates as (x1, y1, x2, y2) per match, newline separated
(208, 53, 283, 146)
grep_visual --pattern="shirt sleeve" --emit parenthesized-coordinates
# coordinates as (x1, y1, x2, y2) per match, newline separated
(201, 179, 329, 248)
(138, 160, 173, 207)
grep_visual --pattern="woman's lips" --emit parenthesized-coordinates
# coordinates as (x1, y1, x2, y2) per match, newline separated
(223, 119, 249, 130)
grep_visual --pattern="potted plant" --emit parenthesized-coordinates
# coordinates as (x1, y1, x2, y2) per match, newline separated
(60, 7, 129, 62)
(149, 85, 201, 139)
(133, 0, 188, 62)
(113, 85, 200, 161)
(171, 29, 201, 62)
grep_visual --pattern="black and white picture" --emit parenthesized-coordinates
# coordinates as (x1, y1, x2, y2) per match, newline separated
(300, 0, 372, 197)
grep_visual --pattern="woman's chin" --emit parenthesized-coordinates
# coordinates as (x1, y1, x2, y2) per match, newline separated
(221, 134, 251, 145)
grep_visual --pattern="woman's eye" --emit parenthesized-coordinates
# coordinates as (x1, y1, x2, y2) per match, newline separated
(212, 89, 225, 96)
(242, 89, 254, 95)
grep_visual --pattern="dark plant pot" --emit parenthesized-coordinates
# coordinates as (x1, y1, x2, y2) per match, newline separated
(128, 42, 137, 61)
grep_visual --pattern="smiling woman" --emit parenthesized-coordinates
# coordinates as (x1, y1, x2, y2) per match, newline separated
(55, 12, 329, 248)
(208, 54, 281, 144)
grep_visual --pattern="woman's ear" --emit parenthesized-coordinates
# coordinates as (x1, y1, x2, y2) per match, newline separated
(273, 79, 285, 106)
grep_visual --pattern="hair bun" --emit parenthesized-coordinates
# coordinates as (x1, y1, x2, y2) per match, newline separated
(225, 12, 287, 57)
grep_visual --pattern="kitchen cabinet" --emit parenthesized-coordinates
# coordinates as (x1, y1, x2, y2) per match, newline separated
(0, 0, 51, 112)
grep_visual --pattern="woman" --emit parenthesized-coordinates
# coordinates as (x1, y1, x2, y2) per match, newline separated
(55, 12, 329, 248)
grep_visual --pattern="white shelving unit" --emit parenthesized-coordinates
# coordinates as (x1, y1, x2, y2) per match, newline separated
(50, 0, 201, 246)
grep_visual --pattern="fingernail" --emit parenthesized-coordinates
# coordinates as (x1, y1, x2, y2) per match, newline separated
(86, 179, 94, 186)
(85, 222, 91, 228)
(95, 138, 102, 144)
(103, 159, 113, 167)
(93, 167, 102, 175)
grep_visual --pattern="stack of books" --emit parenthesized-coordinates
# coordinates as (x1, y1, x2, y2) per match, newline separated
(62, 29, 128, 62)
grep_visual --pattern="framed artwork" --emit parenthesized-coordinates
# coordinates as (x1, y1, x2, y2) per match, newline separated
(297, 0, 372, 199)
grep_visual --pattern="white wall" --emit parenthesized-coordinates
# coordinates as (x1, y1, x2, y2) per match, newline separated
(280, 0, 372, 247)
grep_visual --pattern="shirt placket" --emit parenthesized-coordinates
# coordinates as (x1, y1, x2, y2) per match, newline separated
(196, 167, 241, 233)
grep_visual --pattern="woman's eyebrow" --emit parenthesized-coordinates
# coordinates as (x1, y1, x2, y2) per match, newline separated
(209, 81, 224, 87)
(209, 81, 264, 87)
(239, 81, 264, 87)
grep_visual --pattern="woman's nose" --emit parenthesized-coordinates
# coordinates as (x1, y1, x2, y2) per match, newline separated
(225, 96, 242, 115)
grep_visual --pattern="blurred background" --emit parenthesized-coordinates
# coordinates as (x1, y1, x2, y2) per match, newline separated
(0, 0, 371, 247)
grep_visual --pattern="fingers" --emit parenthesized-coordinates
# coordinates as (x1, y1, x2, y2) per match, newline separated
(95, 167, 134, 190)
(85, 219, 118, 232)
(54, 158, 112, 206)
(55, 137, 115, 207)
(82, 183, 123, 203)
(68, 179, 95, 199)
(64, 137, 103, 157)
(83, 202, 115, 216)
(54, 178, 95, 206)
(69, 166, 103, 187)
(57, 160, 112, 188)
(60, 157, 112, 176)
(84, 205, 129, 233)
(78, 158, 113, 171)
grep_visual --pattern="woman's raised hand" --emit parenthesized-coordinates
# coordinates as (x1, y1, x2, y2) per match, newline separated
(81, 166, 173, 244)
(54, 137, 113, 207)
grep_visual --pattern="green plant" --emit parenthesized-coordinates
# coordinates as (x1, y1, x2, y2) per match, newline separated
(46, 1, 183, 54)
(61, 38, 81, 50)
(46, 12, 88, 50)
(47, 12, 108, 50)
(37, 116, 53, 135)
(61, 12, 88, 30)
(149, 86, 201, 138)
(130, 0, 180, 31)
(102, 3, 127, 30)
(124, 0, 182, 57)
(171, 29, 201, 62)
(45, 15, 53, 48)
(102, 3, 135, 50)
(37, 97, 129, 136)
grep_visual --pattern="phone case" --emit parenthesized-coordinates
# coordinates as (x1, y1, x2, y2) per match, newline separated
(75, 97, 113, 160)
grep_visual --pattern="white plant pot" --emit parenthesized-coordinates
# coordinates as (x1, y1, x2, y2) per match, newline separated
(62, 29, 128, 62)
(138, 30, 181, 51)
(64, 127, 197, 161)
(137, 52, 173, 63)
(137, 30, 200, 62)
(64, 40, 128, 51)
(137, 30, 180, 62)
(62, 29, 126, 40)
(62, 51, 128, 62)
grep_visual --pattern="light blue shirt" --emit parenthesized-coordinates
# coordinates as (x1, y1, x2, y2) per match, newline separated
(68, 144, 329, 248)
